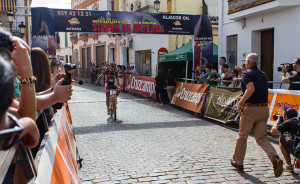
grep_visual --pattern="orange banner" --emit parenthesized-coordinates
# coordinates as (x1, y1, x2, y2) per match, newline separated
(270, 93, 300, 122)
(171, 82, 209, 113)
(268, 93, 274, 108)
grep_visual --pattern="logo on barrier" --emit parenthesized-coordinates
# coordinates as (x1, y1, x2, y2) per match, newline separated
(175, 83, 204, 105)
(274, 102, 299, 109)
(216, 93, 239, 108)
(174, 20, 182, 26)
(129, 76, 155, 96)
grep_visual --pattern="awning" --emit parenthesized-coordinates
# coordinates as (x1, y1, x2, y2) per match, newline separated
(0, 0, 15, 12)
(158, 41, 218, 63)
(158, 41, 193, 63)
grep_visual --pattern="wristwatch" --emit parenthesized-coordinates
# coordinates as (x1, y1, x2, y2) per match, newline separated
(21, 76, 37, 84)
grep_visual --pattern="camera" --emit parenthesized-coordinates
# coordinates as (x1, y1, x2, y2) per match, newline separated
(273, 114, 284, 122)
(53, 63, 77, 109)
(277, 63, 293, 72)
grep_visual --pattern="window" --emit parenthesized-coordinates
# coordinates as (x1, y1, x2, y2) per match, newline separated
(65, 32, 68, 48)
(65, 55, 68, 63)
(226, 35, 238, 71)
(136, 50, 151, 76)
(109, 48, 115, 63)
(109, 0, 115, 11)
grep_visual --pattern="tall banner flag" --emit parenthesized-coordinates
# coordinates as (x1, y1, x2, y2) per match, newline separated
(194, 15, 213, 69)
(31, 8, 56, 56)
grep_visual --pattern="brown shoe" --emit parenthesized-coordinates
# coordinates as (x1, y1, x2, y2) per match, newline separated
(230, 159, 244, 171)
(273, 157, 283, 177)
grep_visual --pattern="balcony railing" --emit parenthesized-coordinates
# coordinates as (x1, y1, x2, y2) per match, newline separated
(135, 5, 154, 13)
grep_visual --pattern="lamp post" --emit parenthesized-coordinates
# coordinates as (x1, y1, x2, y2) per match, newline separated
(154, 0, 160, 13)
(18, 22, 26, 38)
(6, 10, 14, 33)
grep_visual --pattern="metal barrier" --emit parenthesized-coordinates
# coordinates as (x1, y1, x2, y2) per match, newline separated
(0, 143, 37, 183)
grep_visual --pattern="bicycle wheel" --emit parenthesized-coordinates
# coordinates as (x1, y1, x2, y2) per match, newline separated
(112, 97, 117, 121)
(110, 98, 113, 118)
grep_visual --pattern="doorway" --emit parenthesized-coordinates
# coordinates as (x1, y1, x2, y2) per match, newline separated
(95, 45, 105, 66)
(261, 29, 274, 87)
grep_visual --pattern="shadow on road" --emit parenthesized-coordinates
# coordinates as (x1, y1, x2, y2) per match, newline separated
(73, 120, 213, 135)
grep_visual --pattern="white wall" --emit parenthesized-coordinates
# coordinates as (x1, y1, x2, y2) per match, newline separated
(130, 34, 168, 76)
(219, 3, 300, 89)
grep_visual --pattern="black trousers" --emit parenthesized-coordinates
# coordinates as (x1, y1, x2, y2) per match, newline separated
(155, 85, 164, 103)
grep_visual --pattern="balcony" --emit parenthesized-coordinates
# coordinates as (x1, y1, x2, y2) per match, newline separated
(228, 0, 300, 21)
(135, 5, 154, 13)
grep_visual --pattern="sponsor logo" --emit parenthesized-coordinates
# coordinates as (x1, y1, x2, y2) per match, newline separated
(176, 55, 184, 60)
(128, 76, 155, 96)
(176, 85, 204, 105)
(216, 93, 240, 108)
(274, 102, 299, 109)
(173, 20, 181, 26)
(68, 17, 80, 26)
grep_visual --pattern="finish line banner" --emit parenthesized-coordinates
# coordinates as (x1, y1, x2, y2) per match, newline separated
(171, 82, 209, 113)
(32, 8, 200, 35)
(204, 87, 243, 123)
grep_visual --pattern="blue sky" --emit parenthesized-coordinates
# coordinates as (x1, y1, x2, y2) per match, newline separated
(31, 0, 71, 9)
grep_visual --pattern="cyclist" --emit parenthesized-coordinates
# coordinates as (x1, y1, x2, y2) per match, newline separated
(97, 62, 120, 115)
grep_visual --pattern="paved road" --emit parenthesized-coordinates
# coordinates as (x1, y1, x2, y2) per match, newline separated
(69, 83, 300, 184)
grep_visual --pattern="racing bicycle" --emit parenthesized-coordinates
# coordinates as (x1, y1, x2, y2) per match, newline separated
(110, 88, 117, 121)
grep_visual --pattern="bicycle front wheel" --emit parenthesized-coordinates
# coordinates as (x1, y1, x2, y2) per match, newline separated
(112, 97, 117, 121)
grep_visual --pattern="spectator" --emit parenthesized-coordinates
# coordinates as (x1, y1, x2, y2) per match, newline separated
(282, 58, 300, 90)
(215, 56, 227, 78)
(0, 54, 40, 184)
(194, 66, 201, 84)
(166, 69, 176, 102)
(155, 70, 165, 106)
(31, 47, 52, 92)
(229, 69, 241, 88)
(270, 108, 299, 173)
(207, 66, 217, 86)
(126, 63, 131, 71)
(216, 64, 232, 87)
(130, 66, 138, 75)
(0, 29, 37, 120)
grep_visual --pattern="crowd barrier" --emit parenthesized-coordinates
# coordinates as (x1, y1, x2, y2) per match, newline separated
(120, 74, 300, 126)
(34, 103, 80, 184)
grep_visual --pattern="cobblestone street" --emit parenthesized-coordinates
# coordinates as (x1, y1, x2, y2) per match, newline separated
(69, 83, 300, 184)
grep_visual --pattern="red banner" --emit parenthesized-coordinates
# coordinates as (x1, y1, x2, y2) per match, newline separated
(125, 75, 156, 99)
(171, 82, 209, 113)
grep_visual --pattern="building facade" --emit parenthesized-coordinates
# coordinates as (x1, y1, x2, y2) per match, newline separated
(71, 0, 118, 70)
(1, 0, 31, 45)
(219, 0, 300, 88)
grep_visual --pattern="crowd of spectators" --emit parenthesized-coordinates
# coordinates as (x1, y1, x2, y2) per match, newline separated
(88, 62, 138, 85)
(0, 28, 73, 183)
(193, 57, 248, 88)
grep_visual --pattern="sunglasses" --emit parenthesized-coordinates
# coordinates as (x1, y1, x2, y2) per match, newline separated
(0, 113, 24, 150)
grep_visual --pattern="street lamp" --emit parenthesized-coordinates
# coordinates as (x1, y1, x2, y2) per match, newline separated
(154, 0, 160, 13)
(18, 22, 26, 37)
(6, 10, 14, 32)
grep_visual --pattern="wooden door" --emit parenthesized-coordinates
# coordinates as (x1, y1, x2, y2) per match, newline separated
(261, 29, 274, 87)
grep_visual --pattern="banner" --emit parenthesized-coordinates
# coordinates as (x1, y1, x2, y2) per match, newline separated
(35, 105, 79, 184)
(267, 89, 300, 125)
(194, 14, 213, 68)
(125, 74, 156, 99)
(204, 87, 243, 123)
(117, 74, 125, 90)
(171, 82, 209, 113)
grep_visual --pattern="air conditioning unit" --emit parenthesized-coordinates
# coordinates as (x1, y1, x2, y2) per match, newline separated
(120, 37, 132, 48)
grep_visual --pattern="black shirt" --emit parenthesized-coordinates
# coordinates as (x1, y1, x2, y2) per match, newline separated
(288, 72, 300, 90)
(277, 117, 300, 135)
(166, 74, 176, 86)
(241, 66, 268, 104)
(155, 76, 165, 87)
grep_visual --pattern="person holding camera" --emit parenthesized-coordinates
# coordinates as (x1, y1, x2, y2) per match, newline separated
(270, 108, 299, 173)
(282, 58, 300, 90)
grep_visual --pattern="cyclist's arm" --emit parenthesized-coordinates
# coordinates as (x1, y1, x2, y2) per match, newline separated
(97, 73, 103, 82)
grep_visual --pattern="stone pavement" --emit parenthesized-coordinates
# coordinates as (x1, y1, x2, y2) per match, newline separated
(69, 83, 300, 184)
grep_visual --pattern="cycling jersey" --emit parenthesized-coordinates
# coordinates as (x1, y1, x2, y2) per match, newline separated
(104, 70, 118, 90)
